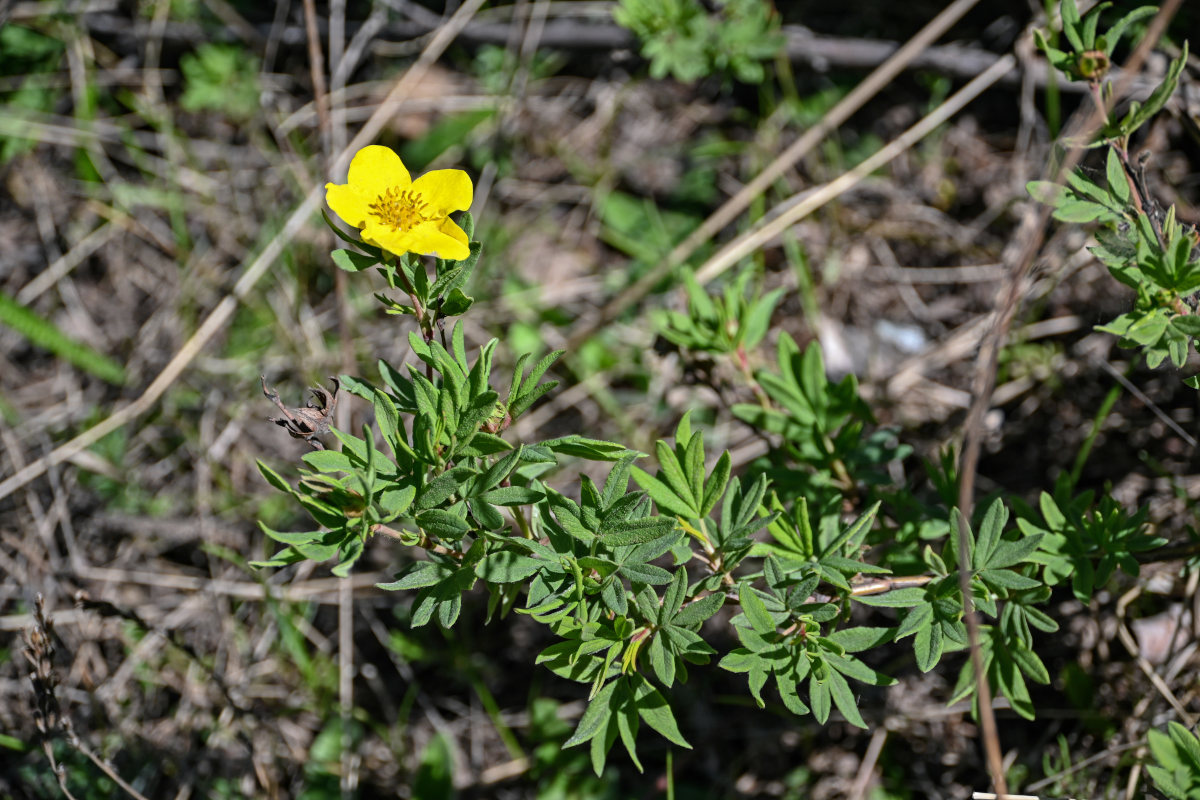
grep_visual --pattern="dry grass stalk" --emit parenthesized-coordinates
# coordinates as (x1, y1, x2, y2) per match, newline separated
(23, 593, 151, 800)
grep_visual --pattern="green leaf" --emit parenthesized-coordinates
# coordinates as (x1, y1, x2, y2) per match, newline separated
(718, 648, 759, 674)
(827, 627, 895, 653)
(980, 568, 1041, 591)
(673, 592, 725, 628)
(895, 602, 933, 641)
(474, 447, 517, 500)
(1053, 198, 1113, 223)
(1172, 314, 1200, 336)
(631, 675, 691, 749)
(1103, 6, 1157, 56)
(630, 466, 697, 517)
(257, 459, 299, 497)
(417, 467, 476, 509)
(826, 652, 896, 687)
(828, 501, 881, 553)
(777, 675, 810, 716)
(1168, 721, 1200, 771)
(661, 567, 688, 623)
(1079, 1, 1104, 50)
(739, 583, 776, 636)
(372, 388, 411, 463)
(480, 486, 545, 506)
(439, 288, 473, 316)
(331, 536, 364, 577)
(986, 534, 1044, 569)
(654, 440, 700, 512)
(416, 508, 471, 538)
(476, 550, 543, 583)
(1126, 312, 1169, 346)
(1146, 765, 1188, 800)
(377, 561, 449, 591)
(1060, 0, 1083, 53)
(301, 450, 353, 473)
(1022, 604, 1059, 633)
(542, 435, 633, 461)
(603, 517, 677, 547)
(331, 248, 378, 272)
(700, 451, 732, 516)
(647, 632, 674, 687)
(1105, 147, 1130, 204)
(257, 521, 322, 547)
(565, 680, 617, 747)
(913, 621, 943, 672)
(827, 669, 867, 728)
(589, 714, 618, 778)
(615, 699, 642, 772)
(619, 562, 673, 585)
(809, 675, 831, 724)
(1011, 642, 1050, 685)
(457, 432, 513, 457)
(1121, 43, 1187, 134)
(601, 578, 628, 616)
(1149, 726, 1180, 769)
(853, 587, 926, 608)
(973, 498, 1008, 570)
(1027, 180, 1068, 206)
(742, 287, 784, 349)
(250, 548, 306, 568)
(510, 350, 564, 417)
(471, 499, 504, 530)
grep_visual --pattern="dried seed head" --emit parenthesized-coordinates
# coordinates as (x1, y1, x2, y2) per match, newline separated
(261, 376, 340, 449)
(22, 594, 70, 741)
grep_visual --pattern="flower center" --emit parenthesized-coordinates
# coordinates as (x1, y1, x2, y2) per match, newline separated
(369, 187, 432, 231)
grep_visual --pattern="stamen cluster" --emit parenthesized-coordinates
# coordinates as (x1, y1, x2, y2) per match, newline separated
(370, 187, 432, 232)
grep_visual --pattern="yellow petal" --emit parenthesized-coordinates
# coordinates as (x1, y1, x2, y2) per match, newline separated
(411, 169, 473, 216)
(370, 220, 469, 261)
(360, 222, 405, 256)
(325, 183, 373, 230)
(438, 217, 470, 256)
(347, 145, 410, 201)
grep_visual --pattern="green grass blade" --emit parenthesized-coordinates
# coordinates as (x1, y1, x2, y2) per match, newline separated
(0, 290, 125, 385)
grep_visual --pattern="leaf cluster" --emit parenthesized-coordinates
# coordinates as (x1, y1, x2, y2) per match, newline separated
(1034, 0, 1155, 82)
(731, 334, 909, 513)
(1017, 490, 1163, 601)
(854, 500, 1053, 718)
(179, 43, 261, 121)
(258, 231, 1184, 771)
(655, 269, 782, 356)
(1026, 25, 1199, 380)
(258, 276, 1177, 771)
(1147, 722, 1200, 800)
(612, 0, 783, 84)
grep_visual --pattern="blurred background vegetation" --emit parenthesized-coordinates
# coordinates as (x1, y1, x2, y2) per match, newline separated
(1, 1, 1198, 798)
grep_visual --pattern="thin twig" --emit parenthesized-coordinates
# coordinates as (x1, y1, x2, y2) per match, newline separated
(1093, 357, 1197, 448)
(692, 54, 1015, 286)
(321, 1, 359, 790)
(17, 222, 116, 305)
(301, 0, 330, 155)
(848, 726, 888, 800)
(1115, 585, 1196, 727)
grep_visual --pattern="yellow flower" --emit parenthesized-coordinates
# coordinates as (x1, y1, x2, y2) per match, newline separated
(325, 145, 473, 261)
